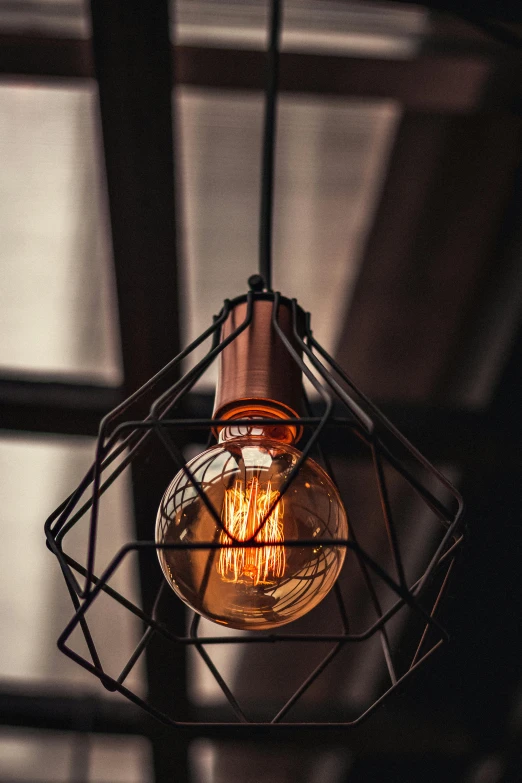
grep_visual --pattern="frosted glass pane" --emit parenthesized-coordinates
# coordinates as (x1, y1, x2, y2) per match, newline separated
(178, 88, 399, 388)
(175, 0, 427, 58)
(0, 82, 122, 384)
(0, 728, 152, 783)
(0, 434, 143, 692)
(0, 0, 89, 38)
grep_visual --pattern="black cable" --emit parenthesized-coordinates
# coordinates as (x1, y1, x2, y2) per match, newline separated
(259, 0, 282, 292)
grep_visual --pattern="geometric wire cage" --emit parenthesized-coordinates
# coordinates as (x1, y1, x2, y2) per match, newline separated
(44, 286, 464, 729)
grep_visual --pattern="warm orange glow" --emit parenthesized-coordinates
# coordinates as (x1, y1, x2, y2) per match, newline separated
(218, 477, 286, 585)
(214, 403, 299, 444)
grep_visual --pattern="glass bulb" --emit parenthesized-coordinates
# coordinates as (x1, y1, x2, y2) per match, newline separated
(156, 436, 348, 630)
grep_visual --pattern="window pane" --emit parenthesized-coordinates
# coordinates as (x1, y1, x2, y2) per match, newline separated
(178, 88, 399, 389)
(0, 433, 143, 692)
(0, 82, 122, 384)
(0, 728, 152, 783)
(174, 0, 427, 58)
(0, 0, 89, 38)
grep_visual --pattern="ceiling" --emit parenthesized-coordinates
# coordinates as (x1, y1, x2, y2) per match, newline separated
(1, 1, 522, 781)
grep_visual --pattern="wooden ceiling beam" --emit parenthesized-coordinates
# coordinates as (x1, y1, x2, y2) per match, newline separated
(0, 378, 519, 475)
(89, 2, 186, 780)
(0, 34, 517, 114)
(335, 111, 522, 405)
(0, 376, 121, 436)
(0, 33, 93, 78)
(175, 46, 495, 113)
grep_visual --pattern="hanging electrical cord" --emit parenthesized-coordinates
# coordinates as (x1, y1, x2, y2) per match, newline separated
(258, 0, 282, 292)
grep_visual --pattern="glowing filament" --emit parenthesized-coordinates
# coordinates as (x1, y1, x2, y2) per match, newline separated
(218, 477, 286, 585)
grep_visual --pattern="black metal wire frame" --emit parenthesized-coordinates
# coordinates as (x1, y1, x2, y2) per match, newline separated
(45, 290, 464, 729)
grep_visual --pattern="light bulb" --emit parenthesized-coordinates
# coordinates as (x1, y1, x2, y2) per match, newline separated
(156, 427, 348, 630)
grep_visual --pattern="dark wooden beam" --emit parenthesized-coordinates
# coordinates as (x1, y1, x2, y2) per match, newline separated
(175, 47, 496, 113)
(435, 130, 522, 406)
(0, 34, 517, 114)
(0, 34, 93, 78)
(0, 685, 470, 752)
(0, 376, 121, 436)
(3, 695, 451, 757)
(383, 0, 522, 25)
(0, 377, 519, 472)
(335, 111, 522, 405)
(0, 684, 154, 736)
(90, 7, 181, 389)
(89, 1, 187, 780)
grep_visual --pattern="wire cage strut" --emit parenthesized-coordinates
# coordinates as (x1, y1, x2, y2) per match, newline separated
(45, 288, 464, 730)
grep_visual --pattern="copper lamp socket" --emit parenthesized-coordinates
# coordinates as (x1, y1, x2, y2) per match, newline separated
(213, 295, 306, 443)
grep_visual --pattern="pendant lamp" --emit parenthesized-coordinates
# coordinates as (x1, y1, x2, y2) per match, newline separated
(45, 0, 464, 729)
